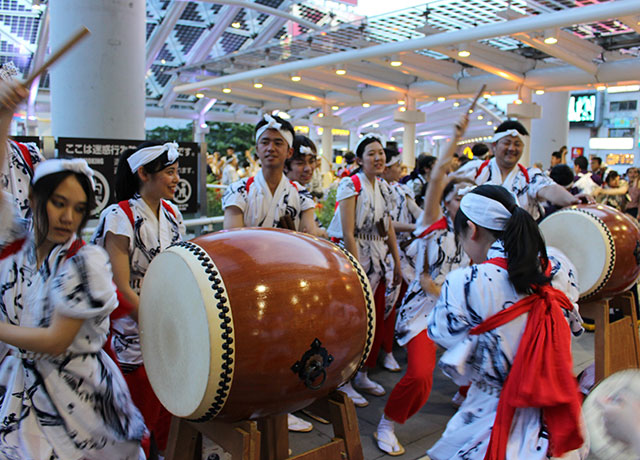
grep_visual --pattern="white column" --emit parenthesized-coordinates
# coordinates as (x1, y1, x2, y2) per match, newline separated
(49, 0, 146, 139)
(313, 105, 341, 174)
(393, 98, 425, 168)
(531, 92, 570, 168)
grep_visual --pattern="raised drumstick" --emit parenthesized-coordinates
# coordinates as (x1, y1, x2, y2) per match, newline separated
(468, 84, 487, 114)
(24, 27, 90, 88)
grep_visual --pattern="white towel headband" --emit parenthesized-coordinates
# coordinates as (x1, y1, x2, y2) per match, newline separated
(298, 145, 316, 156)
(33, 159, 96, 190)
(491, 129, 528, 144)
(255, 114, 294, 147)
(459, 192, 512, 231)
(356, 133, 382, 153)
(385, 152, 402, 167)
(127, 142, 180, 173)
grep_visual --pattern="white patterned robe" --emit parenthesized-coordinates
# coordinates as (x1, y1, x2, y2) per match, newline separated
(426, 241, 586, 460)
(91, 195, 185, 370)
(222, 169, 315, 230)
(328, 173, 395, 293)
(455, 158, 555, 220)
(0, 140, 44, 221)
(0, 193, 145, 460)
(395, 216, 469, 347)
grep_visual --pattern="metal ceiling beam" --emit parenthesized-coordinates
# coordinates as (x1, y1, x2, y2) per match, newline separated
(513, 33, 598, 75)
(146, 2, 188, 70)
(367, 58, 457, 88)
(175, 0, 640, 94)
(184, 0, 322, 31)
(27, 7, 48, 117)
(271, 74, 361, 98)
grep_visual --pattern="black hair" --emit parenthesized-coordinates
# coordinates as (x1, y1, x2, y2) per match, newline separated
(285, 135, 317, 171)
(441, 177, 475, 203)
(255, 115, 295, 145)
(114, 141, 177, 202)
(574, 156, 588, 172)
(591, 156, 603, 166)
(344, 151, 356, 164)
(494, 120, 529, 136)
(605, 170, 619, 184)
(404, 153, 436, 182)
(453, 184, 550, 294)
(471, 143, 489, 159)
(384, 147, 401, 165)
(355, 135, 382, 158)
(32, 171, 96, 247)
(550, 164, 575, 187)
(551, 151, 562, 160)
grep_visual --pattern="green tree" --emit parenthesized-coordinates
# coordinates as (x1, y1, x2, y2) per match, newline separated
(146, 124, 194, 142)
(207, 122, 255, 154)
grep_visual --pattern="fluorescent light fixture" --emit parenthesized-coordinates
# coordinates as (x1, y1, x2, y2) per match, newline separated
(589, 137, 634, 150)
(607, 85, 640, 93)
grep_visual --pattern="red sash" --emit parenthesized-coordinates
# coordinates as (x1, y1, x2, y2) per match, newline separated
(470, 257, 583, 459)
(416, 216, 447, 239)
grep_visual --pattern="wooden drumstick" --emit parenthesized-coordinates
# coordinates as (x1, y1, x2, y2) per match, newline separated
(23, 27, 90, 88)
(468, 84, 487, 114)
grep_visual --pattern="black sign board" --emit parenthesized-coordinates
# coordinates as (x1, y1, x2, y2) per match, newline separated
(11, 136, 42, 149)
(58, 138, 200, 215)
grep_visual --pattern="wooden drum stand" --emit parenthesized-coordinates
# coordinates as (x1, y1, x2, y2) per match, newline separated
(165, 391, 364, 460)
(579, 288, 640, 384)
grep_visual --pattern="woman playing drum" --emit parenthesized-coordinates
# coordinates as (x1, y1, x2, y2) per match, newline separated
(92, 141, 185, 453)
(0, 82, 145, 460)
(426, 184, 586, 460)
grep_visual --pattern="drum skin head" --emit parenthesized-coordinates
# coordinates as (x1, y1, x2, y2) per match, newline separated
(139, 228, 375, 422)
(583, 369, 640, 459)
(539, 208, 614, 300)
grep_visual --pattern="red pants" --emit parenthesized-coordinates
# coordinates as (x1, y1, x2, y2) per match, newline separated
(124, 364, 171, 451)
(365, 280, 397, 368)
(384, 331, 437, 424)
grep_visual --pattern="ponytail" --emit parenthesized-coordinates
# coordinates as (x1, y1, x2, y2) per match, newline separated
(114, 141, 173, 201)
(454, 184, 550, 294)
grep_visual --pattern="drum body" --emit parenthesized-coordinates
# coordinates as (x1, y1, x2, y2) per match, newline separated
(139, 228, 375, 422)
(539, 204, 640, 301)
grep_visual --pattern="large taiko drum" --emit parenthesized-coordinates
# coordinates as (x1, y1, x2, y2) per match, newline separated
(539, 203, 640, 301)
(138, 228, 375, 422)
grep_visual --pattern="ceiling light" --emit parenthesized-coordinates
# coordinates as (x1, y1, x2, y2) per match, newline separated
(514, 98, 523, 105)
(483, 92, 491, 98)
(389, 56, 403, 67)
(437, 96, 446, 102)
(335, 66, 346, 75)
(373, 123, 379, 128)
(468, 109, 474, 113)
(253, 81, 263, 89)
(487, 121, 493, 125)
(399, 106, 406, 112)
(195, 92, 204, 99)
(535, 89, 545, 95)
(160, 59, 166, 65)
(291, 74, 301, 82)
(477, 115, 484, 120)
(390, 137, 395, 141)
(457, 44, 471, 58)
(318, 113, 324, 118)
(607, 85, 640, 93)
(200, 123, 207, 129)
(222, 87, 231, 94)
(596, 85, 606, 91)
(453, 101, 460, 107)
(362, 102, 370, 108)
(231, 22, 241, 29)
(331, 105, 339, 111)
(398, 99, 406, 105)
(543, 29, 558, 45)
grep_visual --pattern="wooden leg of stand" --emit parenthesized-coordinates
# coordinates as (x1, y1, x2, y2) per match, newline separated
(608, 292, 640, 372)
(165, 417, 201, 460)
(580, 300, 608, 383)
(195, 420, 260, 460)
(258, 414, 289, 460)
(327, 391, 364, 460)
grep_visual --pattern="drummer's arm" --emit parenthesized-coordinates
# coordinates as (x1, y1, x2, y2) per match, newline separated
(104, 232, 139, 321)
(340, 196, 359, 260)
(537, 183, 580, 208)
(223, 206, 245, 229)
(299, 208, 319, 236)
(0, 313, 83, 356)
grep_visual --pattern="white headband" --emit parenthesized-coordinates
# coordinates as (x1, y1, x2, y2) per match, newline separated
(385, 153, 401, 167)
(459, 193, 512, 231)
(33, 159, 96, 190)
(356, 133, 382, 153)
(444, 183, 475, 203)
(255, 114, 294, 147)
(298, 145, 316, 156)
(127, 142, 180, 173)
(491, 129, 528, 144)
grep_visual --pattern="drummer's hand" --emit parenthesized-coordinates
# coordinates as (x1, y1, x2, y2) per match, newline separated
(393, 263, 402, 287)
(592, 186, 603, 197)
(574, 193, 596, 204)
(453, 113, 470, 140)
(420, 273, 441, 297)
(0, 81, 28, 118)
(598, 390, 640, 453)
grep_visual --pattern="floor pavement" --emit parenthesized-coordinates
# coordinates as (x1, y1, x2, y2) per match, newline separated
(287, 331, 596, 460)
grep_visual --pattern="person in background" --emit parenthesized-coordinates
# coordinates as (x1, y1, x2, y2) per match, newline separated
(572, 156, 598, 197)
(625, 167, 639, 219)
(403, 153, 436, 208)
(221, 153, 239, 186)
(590, 156, 608, 186)
(596, 170, 629, 211)
(471, 143, 490, 161)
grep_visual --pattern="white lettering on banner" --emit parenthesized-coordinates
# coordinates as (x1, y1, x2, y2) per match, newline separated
(173, 179, 191, 204)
